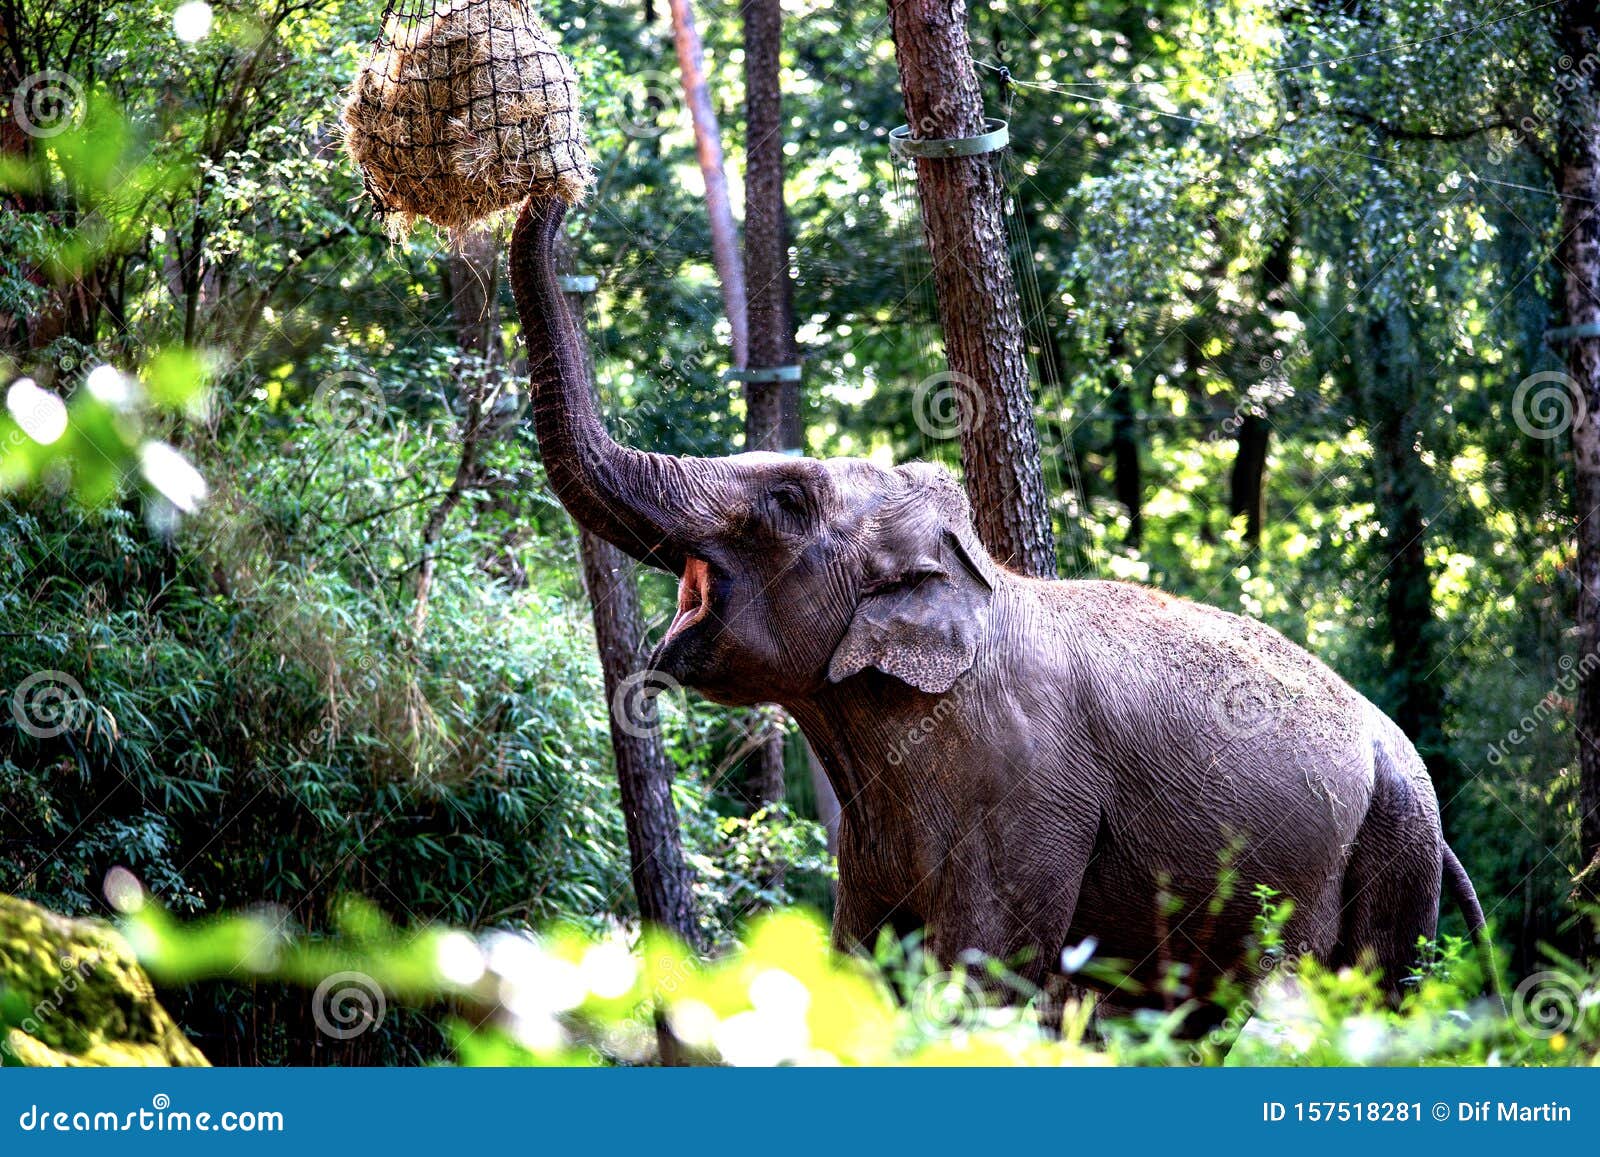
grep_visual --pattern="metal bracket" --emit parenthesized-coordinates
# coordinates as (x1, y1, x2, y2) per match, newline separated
(1544, 322, 1600, 345)
(558, 274, 598, 294)
(888, 118, 1010, 159)
(722, 364, 803, 384)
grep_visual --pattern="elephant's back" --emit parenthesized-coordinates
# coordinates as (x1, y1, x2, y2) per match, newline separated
(1039, 578, 1372, 762)
(1032, 577, 1378, 880)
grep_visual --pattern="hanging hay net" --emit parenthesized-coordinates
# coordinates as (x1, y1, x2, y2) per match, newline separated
(342, 0, 593, 239)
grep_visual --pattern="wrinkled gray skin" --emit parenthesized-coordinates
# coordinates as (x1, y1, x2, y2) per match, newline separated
(512, 198, 1485, 1012)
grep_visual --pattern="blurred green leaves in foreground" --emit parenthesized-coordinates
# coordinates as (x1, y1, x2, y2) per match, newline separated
(2, 93, 211, 521)
(2, 350, 209, 518)
(50, 891, 1598, 1067)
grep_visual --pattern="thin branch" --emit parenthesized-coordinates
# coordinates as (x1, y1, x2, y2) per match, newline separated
(1339, 105, 1513, 143)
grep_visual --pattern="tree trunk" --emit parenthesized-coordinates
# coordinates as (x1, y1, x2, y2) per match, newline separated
(1228, 415, 1268, 545)
(1230, 229, 1292, 546)
(741, 0, 801, 452)
(734, 0, 801, 815)
(1557, 0, 1600, 913)
(668, 0, 748, 369)
(1361, 311, 1458, 824)
(442, 228, 501, 357)
(806, 742, 840, 856)
(1106, 331, 1142, 548)
(560, 272, 704, 955)
(579, 528, 704, 951)
(886, 0, 1055, 577)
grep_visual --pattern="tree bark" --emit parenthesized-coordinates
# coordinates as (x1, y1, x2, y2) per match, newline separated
(1228, 415, 1268, 545)
(886, 0, 1055, 577)
(1105, 331, 1142, 549)
(442, 228, 501, 357)
(1557, 0, 1600, 913)
(734, 0, 800, 814)
(668, 0, 749, 369)
(560, 273, 704, 954)
(1230, 229, 1292, 546)
(578, 528, 704, 954)
(741, 0, 802, 452)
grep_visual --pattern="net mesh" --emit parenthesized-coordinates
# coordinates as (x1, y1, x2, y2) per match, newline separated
(342, 0, 593, 238)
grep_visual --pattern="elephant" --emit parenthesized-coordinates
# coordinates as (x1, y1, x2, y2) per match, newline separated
(509, 195, 1488, 1016)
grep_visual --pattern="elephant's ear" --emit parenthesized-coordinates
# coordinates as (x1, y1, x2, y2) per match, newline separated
(828, 469, 995, 693)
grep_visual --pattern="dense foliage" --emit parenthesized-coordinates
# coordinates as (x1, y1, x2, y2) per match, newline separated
(1, 0, 1597, 1064)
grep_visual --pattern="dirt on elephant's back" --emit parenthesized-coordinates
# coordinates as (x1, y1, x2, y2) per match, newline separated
(1044, 578, 1369, 760)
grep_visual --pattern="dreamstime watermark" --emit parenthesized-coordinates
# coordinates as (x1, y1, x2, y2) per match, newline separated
(614, 70, 678, 139)
(902, 94, 960, 143)
(911, 370, 984, 441)
(0, 954, 97, 1063)
(1510, 969, 1596, 1039)
(884, 668, 978, 766)
(311, 369, 386, 432)
(907, 969, 988, 1034)
(1488, 50, 1599, 165)
(310, 970, 386, 1041)
(1208, 669, 1287, 741)
(16, 1094, 284, 1134)
(12, 71, 84, 138)
(1210, 350, 1293, 444)
(10, 670, 88, 739)
(1486, 650, 1600, 765)
(1511, 370, 1585, 441)
(610, 668, 681, 740)
(1187, 940, 1310, 1063)
(1203, 324, 1303, 446)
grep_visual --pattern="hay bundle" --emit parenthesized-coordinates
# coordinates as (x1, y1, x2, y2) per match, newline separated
(342, 0, 593, 237)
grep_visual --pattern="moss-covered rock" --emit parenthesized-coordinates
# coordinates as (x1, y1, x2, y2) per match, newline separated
(0, 894, 207, 1066)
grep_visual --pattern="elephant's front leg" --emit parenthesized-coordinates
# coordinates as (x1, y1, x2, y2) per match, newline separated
(920, 802, 1099, 991)
(829, 812, 916, 956)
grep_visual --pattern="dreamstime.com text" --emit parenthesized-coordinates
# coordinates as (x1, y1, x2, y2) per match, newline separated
(16, 1094, 284, 1134)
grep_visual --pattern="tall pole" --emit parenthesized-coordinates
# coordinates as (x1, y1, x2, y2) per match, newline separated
(886, 0, 1055, 577)
(1556, 0, 1600, 916)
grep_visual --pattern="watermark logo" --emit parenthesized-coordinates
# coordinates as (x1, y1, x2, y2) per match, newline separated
(908, 970, 987, 1033)
(13, 71, 84, 138)
(610, 668, 680, 740)
(885, 669, 976, 766)
(1487, 49, 1598, 164)
(912, 370, 984, 441)
(0, 953, 98, 1063)
(1511, 370, 1584, 441)
(310, 971, 386, 1040)
(1511, 969, 1590, 1039)
(11, 670, 87, 739)
(1487, 651, 1600, 765)
(311, 370, 386, 432)
(615, 71, 678, 140)
(1209, 669, 1284, 740)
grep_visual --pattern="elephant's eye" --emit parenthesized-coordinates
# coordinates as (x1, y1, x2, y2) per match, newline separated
(864, 569, 941, 597)
(767, 485, 807, 521)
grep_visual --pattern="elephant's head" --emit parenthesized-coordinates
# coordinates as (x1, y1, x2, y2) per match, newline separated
(511, 197, 998, 705)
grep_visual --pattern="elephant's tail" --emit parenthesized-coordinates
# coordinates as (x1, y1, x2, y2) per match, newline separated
(1443, 843, 1485, 934)
(1443, 843, 1504, 1012)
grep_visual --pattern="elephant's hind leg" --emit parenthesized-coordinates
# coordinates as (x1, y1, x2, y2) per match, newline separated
(1333, 755, 1442, 999)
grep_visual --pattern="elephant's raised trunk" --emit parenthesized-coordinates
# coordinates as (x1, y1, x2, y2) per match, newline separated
(510, 196, 701, 572)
